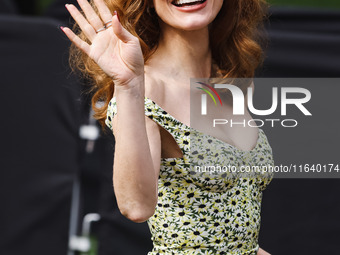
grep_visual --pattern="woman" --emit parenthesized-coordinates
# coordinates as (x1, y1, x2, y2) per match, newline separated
(61, 0, 273, 254)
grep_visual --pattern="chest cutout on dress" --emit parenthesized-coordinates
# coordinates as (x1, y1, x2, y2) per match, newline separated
(158, 123, 184, 158)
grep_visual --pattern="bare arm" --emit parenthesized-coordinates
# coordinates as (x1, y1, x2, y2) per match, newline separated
(258, 247, 271, 255)
(62, 0, 160, 222)
(112, 83, 161, 223)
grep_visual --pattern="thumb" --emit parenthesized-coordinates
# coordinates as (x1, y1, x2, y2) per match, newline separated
(111, 12, 135, 43)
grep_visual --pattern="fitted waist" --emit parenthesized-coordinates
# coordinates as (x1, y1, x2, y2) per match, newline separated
(148, 243, 259, 255)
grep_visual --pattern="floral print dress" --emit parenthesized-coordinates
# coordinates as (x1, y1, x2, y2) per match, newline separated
(106, 97, 274, 255)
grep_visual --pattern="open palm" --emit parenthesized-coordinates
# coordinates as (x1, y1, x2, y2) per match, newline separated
(62, 0, 144, 86)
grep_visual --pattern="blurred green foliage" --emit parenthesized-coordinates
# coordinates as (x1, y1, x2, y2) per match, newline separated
(80, 236, 98, 255)
(36, 0, 54, 14)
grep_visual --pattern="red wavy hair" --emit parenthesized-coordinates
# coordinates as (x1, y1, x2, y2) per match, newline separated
(70, 0, 268, 127)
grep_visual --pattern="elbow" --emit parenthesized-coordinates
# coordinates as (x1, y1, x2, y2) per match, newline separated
(119, 202, 156, 223)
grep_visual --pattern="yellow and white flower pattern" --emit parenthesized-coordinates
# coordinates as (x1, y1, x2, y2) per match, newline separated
(106, 97, 274, 255)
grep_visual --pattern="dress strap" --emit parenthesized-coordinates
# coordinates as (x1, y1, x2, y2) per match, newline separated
(105, 97, 191, 154)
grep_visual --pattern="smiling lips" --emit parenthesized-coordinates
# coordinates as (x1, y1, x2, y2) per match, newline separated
(171, 0, 207, 12)
(172, 0, 206, 7)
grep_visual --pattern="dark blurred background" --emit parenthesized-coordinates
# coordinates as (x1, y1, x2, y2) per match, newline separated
(6, 0, 340, 15)
(0, 0, 339, 255)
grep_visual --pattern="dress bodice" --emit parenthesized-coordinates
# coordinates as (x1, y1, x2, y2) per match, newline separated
(106, 96, 274, 255)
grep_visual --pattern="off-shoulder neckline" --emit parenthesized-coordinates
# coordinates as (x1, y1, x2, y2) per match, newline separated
(110, 96, 263, 153)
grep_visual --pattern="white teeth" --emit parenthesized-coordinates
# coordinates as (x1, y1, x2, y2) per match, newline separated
(173, 0, 202, 5)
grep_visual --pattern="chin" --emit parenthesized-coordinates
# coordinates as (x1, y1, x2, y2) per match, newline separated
(175, 18, 211, 31)
(162, 11, 217, 31)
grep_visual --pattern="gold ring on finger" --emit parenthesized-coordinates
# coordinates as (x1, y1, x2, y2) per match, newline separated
(96, 26, 106, 33)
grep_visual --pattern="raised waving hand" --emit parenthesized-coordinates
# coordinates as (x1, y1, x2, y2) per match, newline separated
(61, 0, 144, 86)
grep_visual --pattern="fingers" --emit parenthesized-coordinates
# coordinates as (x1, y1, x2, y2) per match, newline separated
(66, 0, 113, 41)
(93, 0, 113, 23)
(111, 13, 136, 43)
(77, 0, 104, 31)
(65, 3, 96, 42)
(63, 1, 137, 53)
(60, 26, 90, 55)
